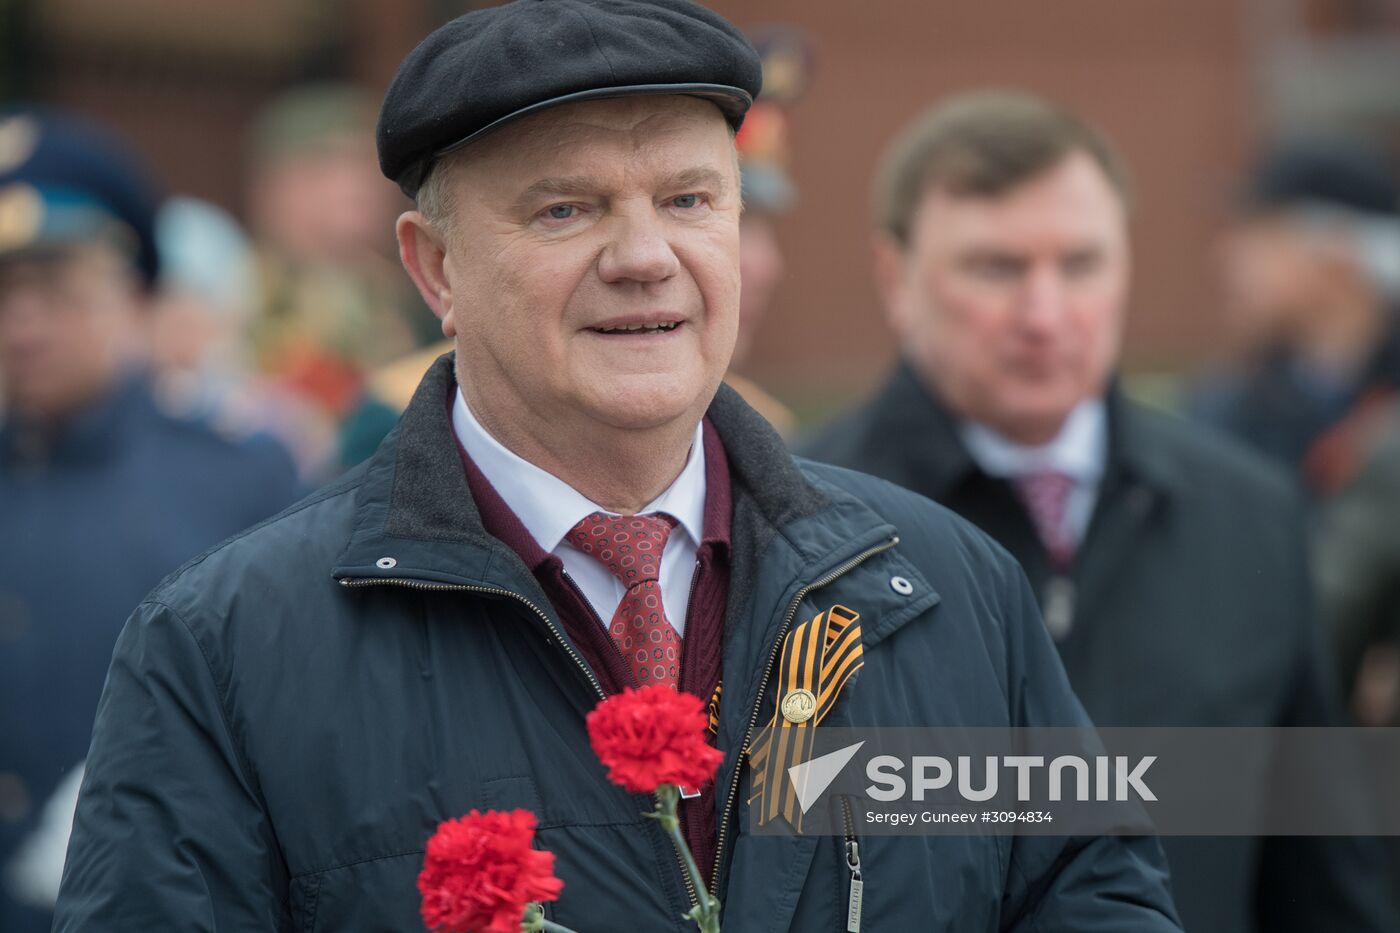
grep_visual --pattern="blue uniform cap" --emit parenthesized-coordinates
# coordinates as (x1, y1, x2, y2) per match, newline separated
(0, 109, 161, 288)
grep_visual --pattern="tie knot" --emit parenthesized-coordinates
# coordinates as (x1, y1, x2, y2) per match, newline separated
(565, 511, 676, 585)
(1012, 469, 1075, 503)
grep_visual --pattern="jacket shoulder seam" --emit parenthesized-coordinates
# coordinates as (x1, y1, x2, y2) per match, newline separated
(142, 597, 265, 803)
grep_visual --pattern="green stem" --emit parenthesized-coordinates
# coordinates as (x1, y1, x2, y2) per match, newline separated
(522, 903, 582, 933)
(655, 785, 722, 933)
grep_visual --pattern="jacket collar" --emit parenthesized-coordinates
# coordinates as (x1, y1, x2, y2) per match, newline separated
(869, 359, 1185, 501)
(333, 353, 843, 587)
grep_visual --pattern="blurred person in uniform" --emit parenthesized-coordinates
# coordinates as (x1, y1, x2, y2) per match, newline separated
(1196, 140, 1400, 795)
(244, 83, 432, 475)
(1191, 137, 1400, 498)
(148, 197, 258, 418)
(371, 28, 809, 438)
(1315, 420, 1400, 727)
(1312, 401, 1400, 896)
(0, 109, 297, 933)
(149, 196, 330, 476)
(801, 90, 1400, 933)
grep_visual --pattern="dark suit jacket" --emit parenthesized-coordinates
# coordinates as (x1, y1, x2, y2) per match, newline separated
(801, 361, 1400, 933)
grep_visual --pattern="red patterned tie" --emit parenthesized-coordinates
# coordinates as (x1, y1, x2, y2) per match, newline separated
(1011, 470, 1077, 569)
(565, 512, 682, 689)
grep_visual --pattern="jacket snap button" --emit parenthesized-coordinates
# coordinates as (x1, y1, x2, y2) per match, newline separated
(889, 575, 914, 596)
(376, 557, 398, 569)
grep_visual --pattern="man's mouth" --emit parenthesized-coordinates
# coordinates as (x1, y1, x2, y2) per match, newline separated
(590, 321, 682, 335)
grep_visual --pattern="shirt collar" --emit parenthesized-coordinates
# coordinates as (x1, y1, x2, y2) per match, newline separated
(452, 388, 707, 553)
(958, 397, 1108, 484)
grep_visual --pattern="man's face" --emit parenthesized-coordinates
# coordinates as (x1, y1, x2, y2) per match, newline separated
(250, 137, 400, 263)
(1215, 213, 1354, 354)
(0, 244, 142, 421)
(880, 152, 1129, 444)
(428, 96, 741, 438)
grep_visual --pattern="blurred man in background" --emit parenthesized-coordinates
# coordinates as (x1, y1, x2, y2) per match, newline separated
(148, 195, 326, 461)
(0, 109, 296, 933)
(1196, 140, 1400, 732)
(801, 90, 1399, 933)
(1193, 137, 1400, 498)
(244, 83, 432, 476)
(147, 196, 259, 419)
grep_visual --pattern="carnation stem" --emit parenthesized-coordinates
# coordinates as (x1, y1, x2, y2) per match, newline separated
(522, 903, 581, 933)
(654, 784, 722, 933)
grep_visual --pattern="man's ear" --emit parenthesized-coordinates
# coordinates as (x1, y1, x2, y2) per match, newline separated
(871, 230, 913, 338)
(396, 211, 457, 338)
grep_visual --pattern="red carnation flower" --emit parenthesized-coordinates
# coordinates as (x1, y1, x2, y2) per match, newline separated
(418, 809, 563, 933)
(586, 685, 725, 794)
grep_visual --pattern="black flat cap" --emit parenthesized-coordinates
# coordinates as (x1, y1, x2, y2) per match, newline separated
(1243, 137, 1399, 218)
(377, 0, 762, 197)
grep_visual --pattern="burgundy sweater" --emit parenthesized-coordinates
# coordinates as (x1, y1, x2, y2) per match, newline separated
(453, 421, 732, 892)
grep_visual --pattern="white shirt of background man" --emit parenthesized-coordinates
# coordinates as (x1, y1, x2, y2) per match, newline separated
(958, 397, 1108, 548)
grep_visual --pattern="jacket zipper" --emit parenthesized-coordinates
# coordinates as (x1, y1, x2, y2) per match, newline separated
(558, 571, 604, 630)
(338, 575, 703, 913)
(841, 797, 863, 933)
(340, 576, 607, 698)
(709, 535, 899, 901)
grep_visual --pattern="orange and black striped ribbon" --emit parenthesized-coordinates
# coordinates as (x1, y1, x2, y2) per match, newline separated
(707, 681, 722, 736)
(747, 604, 863, 830)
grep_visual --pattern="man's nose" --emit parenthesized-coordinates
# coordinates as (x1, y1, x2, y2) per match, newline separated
(1017, 266, 1068, 332)
(597, 206, 681, 284)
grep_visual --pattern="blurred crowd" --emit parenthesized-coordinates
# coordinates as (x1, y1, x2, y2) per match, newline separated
(4, 16, 1400, 933)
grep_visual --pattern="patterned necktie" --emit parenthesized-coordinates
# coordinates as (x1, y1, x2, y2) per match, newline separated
(1011, 470, 1077, 569)
(565, 512, 682, 689)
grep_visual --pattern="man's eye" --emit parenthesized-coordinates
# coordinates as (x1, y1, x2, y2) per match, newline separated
(967, 257, 1022, 281)
(672, 194, 700, 209)
(1063, 252, 1103, 277)
(547, 204, 575, 220)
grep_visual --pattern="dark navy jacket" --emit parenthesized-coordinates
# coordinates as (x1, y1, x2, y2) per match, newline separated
(802, 361, 1400, 933)
(0, 375, 297, 933)
(53, 357, 1180, 931)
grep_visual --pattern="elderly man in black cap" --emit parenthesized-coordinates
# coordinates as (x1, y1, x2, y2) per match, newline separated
(54, 3, 1181, 930)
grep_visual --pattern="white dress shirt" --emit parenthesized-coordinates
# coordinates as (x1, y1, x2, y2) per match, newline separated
(958, 398, 1108, 548)
(452, 390, 705, 636)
